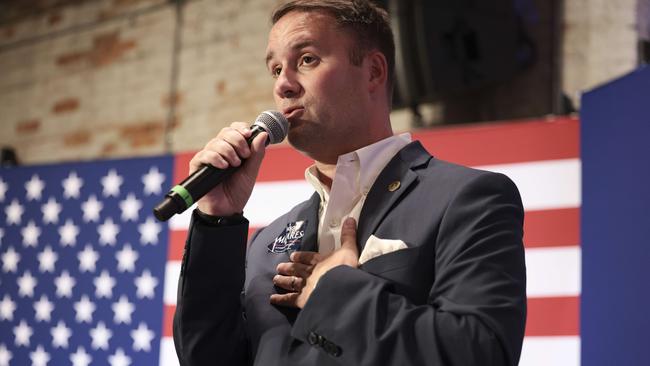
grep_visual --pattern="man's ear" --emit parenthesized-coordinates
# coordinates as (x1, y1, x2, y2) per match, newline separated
(366, 50, 388, 94)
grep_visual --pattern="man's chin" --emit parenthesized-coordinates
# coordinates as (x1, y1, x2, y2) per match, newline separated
(287, 128, 314, 154)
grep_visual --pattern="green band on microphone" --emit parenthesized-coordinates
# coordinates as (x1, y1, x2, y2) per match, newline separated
(171, 185, 193, 208)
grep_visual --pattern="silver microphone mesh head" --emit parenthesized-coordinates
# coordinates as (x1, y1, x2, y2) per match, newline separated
(253, 110, 289, 144)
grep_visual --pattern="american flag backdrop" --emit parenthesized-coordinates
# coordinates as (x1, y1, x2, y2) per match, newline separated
(0, 157, 172, 366)
(1, 117, 580, 366)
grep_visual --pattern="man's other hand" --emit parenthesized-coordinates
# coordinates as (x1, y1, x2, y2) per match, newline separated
(270, 217, 360, 308)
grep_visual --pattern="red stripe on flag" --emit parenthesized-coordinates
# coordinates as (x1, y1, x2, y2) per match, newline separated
(524, 208, 580, 248)
(167, 209, 580, 255)
(526, 296, 580, 336)
(172, 118, 579, 184)
(164, 296, 580, 338)
(174, 152, 194, 187)
(257, 146, 314, 182)
(416, 117, 579, 167)
(248, 208, 579, 251)
(163, 304, 175, 337)
(248, 227, 259, 241)
(169, 230, 186, 261)
(168, 228, 264, 261)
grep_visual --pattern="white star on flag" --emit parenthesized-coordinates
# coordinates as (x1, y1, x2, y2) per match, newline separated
(116, 244, 138, 272)
(138, 217, 161, 245)
(5, 199, 23, 225)
(29, 345, 50, 366)
(13, 320, 33, 347)
(17, 271, 37, 297)
(78, 244, 99, 272)
(0, 178, 8, 201)
(74, 295, 96, 323)
(119, 193, 142, 222)
(25, 174, 45, 201)
(142, 166, 165, 195)
(90, 322, 112, 350)
(0, 343, 12, 366)
(94, 270, 116, 298)
(81, 195, 103, 222)
(21, 220, 41, 247)
(2, 246, 20, 273)
(98, 218, 119, 246)
(51, 320, 72, 348)
(134, 269, 158, 299)
(62, 171, 84, 199)
(112, 295, 135, 324)
(70, 346, 92, 366)
(37, 246, 58, 273)
(59, 219, 80, 246)
(54, 270, 76, 298)
(108, 348, 131, 366)
(130, 322, 155, 352)
(0, 295, 16, 321)
(101, 169, 123, 197)
(41, 197, 62, 224)
(33, 295, 54, 322)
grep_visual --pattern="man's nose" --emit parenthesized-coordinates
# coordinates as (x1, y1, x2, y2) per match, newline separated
(274, 69, 301, 99)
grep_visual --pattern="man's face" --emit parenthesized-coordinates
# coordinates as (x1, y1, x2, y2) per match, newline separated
(266, 11, 369, 163)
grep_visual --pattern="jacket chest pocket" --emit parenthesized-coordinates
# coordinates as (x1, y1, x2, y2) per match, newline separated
(360, 245, 435, 305)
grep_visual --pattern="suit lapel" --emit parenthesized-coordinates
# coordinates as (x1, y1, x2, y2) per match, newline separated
(294, 192, 320, 253)
(357, 141, 432, 251)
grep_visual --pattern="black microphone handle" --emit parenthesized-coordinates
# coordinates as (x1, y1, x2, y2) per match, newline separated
(153, 125, 267, 222)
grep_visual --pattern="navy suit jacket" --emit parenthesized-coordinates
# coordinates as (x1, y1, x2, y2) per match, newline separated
(173, 141, 527, 365)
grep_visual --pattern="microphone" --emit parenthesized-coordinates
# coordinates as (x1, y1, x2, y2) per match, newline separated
(153, 111, 289, 222)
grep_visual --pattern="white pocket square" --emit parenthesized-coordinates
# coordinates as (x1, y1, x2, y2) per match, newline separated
(358, 235, 408, 265)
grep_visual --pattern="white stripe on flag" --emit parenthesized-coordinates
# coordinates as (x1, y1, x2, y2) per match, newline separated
(160, 337, 180, 366)
(169, 158, 581, 230)
(165, 261, 181, 306)
(525, 246, 581, 297)
(160, 334, 581, 366)
(168, 180, 313, 230)
(477, 158, 581, 211)
(519, 336, 580, 366)
(164, 246, 580, 308)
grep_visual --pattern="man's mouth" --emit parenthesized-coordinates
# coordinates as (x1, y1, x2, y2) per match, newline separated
(282, 107, 304, 120)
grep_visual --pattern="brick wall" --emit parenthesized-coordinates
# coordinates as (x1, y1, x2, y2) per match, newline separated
(563, 0, 638, 107)
(0, 0, 640, 165)
(1, 0, 177, 164)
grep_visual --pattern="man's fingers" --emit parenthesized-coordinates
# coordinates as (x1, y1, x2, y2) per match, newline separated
(243, 132, 268, 172)
(276, 262, 313, 278)
(290, 251, 321, 265)
(272, 274, 304, 291)
(270, 292, 300, 307)
(340, 217, 358, 253)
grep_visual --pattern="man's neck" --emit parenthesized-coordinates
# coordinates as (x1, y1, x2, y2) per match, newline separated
(310, 116, 393, 189)
(313, 162, 336, 189)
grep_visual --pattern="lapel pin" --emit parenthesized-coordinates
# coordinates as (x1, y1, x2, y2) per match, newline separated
(388, 180, 401, 192)
(268, 220, 308, 253)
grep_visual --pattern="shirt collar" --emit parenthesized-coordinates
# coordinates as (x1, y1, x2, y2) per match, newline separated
(305, 133, 412, 203)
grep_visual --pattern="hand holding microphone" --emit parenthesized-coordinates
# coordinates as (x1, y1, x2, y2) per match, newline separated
(153, 111, 288, 221)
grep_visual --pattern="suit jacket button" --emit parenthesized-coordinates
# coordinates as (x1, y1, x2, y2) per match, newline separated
(332, 345, 342, 357)
(324, 341, 342, 357)
(308, 331, 319, 346)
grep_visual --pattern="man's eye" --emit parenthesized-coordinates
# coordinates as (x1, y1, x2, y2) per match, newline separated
(272, 66, 282, 78)
(301, 55, 316, 66)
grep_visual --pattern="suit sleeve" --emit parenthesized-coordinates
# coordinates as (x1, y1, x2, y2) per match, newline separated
(291, 172, 527, 365)
(173, 211, 251, 366)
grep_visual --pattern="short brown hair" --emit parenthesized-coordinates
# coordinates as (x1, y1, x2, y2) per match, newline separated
(271, 0, 395, 96)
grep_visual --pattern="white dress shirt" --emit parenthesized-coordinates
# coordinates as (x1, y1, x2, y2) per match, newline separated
(305, 133, 412, 255)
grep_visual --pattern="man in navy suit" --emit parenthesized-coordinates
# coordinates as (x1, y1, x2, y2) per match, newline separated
(173, 1, 527, 365)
